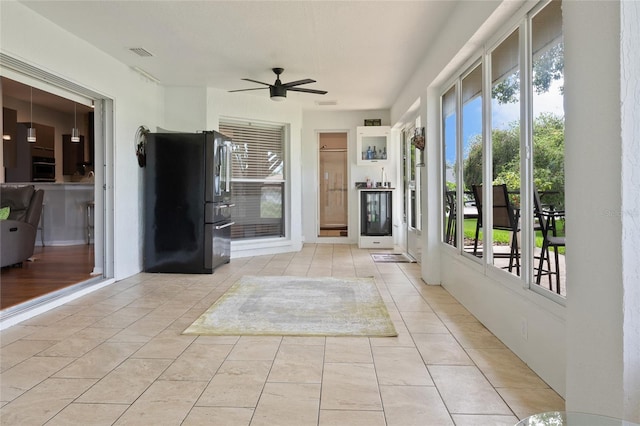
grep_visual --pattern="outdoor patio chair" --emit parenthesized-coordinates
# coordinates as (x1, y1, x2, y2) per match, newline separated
(533, 188, 565, 293)
(445, 190, 456, 246)
(472, 184, 521, 274)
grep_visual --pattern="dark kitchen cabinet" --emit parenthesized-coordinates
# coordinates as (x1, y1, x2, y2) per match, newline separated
(2, 107, 17, 169)
(5, 122, 55, 182)
(63, 134, 84, 175)
(27, 123, 55, 159)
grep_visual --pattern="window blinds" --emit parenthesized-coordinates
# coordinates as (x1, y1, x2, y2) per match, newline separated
(219, 121, 284, 181)
(219, 120, 286, 240)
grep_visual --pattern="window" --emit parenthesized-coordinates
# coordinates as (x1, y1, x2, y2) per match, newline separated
(462, 64, 483, 256)
(409, 122, 423, 231)
(219, 120, 286, 240)
(442, 85, 457, 246)
(440, 0, 565, 301)
(490, 28, 521, 276)
(531, 0, 565, 296)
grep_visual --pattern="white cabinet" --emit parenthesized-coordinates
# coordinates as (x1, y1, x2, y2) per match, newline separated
(356, 126, 390, 165)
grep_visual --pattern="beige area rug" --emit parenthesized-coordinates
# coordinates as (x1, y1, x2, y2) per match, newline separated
(183, 275, 397, 337)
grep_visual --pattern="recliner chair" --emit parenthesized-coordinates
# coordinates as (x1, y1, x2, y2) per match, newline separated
(1, 185, 44, 268)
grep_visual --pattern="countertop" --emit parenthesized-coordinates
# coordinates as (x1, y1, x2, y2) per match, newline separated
(2, 181, 94, 186)
(1, 182, 95, 191)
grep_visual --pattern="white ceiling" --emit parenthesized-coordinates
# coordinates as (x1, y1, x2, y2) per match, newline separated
(19, 0, 459, 111)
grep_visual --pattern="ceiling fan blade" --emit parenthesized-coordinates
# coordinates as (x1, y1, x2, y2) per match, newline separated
(241, 78, 271, 86)
(282, 78, 316, 88)
(228, 87, 269, 93)
(287, 87, 328, 95)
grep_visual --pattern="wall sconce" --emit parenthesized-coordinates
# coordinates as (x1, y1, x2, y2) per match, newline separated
(27, 86, 36, 143)
(71, 103, 80, 143)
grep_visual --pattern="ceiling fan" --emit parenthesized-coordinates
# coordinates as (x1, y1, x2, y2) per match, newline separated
(229, 67, 327, 101)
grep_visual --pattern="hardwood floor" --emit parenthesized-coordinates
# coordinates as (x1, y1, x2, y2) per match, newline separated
(0, 245, 95, 310)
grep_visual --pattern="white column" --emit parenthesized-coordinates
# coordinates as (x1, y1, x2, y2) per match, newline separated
(620, 0, 640, 422)
(564, 1, 640, 421)
(421, 88, 442, 284)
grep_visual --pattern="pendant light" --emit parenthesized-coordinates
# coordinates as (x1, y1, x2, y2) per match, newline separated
(71, 103, 80, 143)
(27, 86, 36, 143)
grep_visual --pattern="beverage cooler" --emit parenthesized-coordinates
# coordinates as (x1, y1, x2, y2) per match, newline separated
(359, 189, 393, 248)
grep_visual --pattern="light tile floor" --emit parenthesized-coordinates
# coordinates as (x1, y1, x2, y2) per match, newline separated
(0, 244, 565, 425)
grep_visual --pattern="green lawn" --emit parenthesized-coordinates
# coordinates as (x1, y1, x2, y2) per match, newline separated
(463, 218, 565, 254)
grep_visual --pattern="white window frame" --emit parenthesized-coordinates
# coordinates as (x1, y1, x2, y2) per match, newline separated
(439, 0, 566, 305)
(220, 119, 287, 241)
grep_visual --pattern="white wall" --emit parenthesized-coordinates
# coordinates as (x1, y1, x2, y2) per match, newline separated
(1, 2, 164, 280)
(301, 110, 394, 244)
(163, 87, 207, 132)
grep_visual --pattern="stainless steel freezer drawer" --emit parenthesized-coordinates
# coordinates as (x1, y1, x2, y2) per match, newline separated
(205, 220, 233, 270)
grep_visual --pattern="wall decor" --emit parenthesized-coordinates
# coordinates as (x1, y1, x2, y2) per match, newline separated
(364, 119, 381, 126)
(411, 126, 425, 151)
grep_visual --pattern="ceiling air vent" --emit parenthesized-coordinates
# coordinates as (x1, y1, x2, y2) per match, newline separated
(129, 47, 153, 57)
(316, 100, 337, 106)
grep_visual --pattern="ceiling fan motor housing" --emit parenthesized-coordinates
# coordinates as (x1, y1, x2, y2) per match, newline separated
(270, 85, 286, 100)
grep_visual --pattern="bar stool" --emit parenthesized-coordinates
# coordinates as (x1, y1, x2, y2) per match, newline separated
(37, 203, 46, 246)
(86, 201, 94, 245)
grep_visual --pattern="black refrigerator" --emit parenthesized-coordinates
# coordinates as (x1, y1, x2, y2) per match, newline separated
(143, 131, 233, 273)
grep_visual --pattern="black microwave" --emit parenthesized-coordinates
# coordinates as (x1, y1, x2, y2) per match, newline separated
(32, 156, 56, 182)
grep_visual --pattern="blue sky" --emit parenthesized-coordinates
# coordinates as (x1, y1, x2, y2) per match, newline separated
(444, 79, 564, 165)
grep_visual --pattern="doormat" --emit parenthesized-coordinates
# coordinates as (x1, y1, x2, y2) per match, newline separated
(183, 275, 397, 337)
(371, 253, 415, 263)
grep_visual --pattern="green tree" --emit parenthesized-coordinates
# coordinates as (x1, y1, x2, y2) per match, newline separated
(491, 43, 564, 104)
(463, 135, 482, 189)
(462, 113, 565, 208)
(532, 113, 565, 208)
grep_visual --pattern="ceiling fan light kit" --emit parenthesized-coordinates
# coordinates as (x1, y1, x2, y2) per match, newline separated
(230, 67, 327, 102)
(269, 85, 287, 101)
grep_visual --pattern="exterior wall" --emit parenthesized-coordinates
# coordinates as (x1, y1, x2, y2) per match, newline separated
(0, 2, 164, 280)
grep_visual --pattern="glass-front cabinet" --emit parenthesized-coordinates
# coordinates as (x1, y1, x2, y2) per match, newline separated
(356, 126, 390, 165)
(358, 189, 393, 248)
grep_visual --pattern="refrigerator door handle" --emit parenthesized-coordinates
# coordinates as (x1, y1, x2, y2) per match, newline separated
(214, 203, 235, 212)
(225, 142, 232, 193)
(215, 221, 235, 230)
